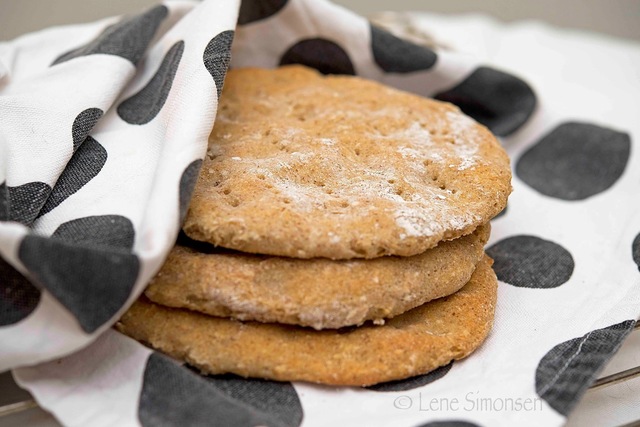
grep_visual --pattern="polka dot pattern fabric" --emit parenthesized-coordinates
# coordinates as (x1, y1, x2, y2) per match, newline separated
(1, 0, 238, 367)
(3, 1, 640, 426)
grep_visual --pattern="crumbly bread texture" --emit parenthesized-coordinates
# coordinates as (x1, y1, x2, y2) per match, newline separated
(118, 255, 497, 386)
(183, 66, 511, 259)
(146, 224, 490, 329)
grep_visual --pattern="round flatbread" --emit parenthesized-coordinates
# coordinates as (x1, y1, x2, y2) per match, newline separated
(118, 255, 497, 386)
(183, 66, 510, 259)
(146, 224, 489, 329)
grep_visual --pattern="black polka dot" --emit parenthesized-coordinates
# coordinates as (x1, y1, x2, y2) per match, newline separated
(72, 108, 103, 152)
(416, 422, 480, 427)
(52, 5, 168, 66)
(4, 181, 51, 226)
(53, 215, 135, 249)
(118, 41, 184, 125)
(38, 136, 107, 217)
(0, 182, 8, 221)
(238, 0, 288, 25)
(632, 233, 640, 271)
(0, 256, 41, 326)
(434, 67, 536, 137)
(203, 30, 234, 100)
(18, 233, 139, 333)
(516, 122, 630, 201)
(280, 39, 355, 75)
(486, 235, 574, 288)
(367, 362, 452, 392)
(199, 373, 303, 427)
(178, 160, 202, 225)
(536, 320, 635, 416)
(139, 353, 303, 427)
(370, 24, 437, 73)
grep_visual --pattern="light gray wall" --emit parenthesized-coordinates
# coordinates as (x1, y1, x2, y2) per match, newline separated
(0, 0, 639, 42)
(335, 0, 640, 41)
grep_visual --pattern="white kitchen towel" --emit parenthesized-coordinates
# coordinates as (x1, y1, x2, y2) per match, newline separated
(2, 1, 639, 426)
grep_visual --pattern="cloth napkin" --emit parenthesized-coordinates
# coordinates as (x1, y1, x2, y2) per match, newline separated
(1, 0, 639, 426)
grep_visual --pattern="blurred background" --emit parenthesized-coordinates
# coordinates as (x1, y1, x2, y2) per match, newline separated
(0, 0, 639, 42)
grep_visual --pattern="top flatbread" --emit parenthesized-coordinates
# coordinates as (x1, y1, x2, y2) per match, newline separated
(184, 65, 510, 259)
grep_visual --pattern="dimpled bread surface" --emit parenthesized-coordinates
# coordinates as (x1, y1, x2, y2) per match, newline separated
(183, 65, 511, 259)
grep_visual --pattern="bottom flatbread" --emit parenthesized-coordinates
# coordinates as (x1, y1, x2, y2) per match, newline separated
(117, 255, 497, 386)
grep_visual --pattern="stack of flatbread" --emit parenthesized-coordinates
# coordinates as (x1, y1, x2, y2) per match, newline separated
(117, 65, 511, 386)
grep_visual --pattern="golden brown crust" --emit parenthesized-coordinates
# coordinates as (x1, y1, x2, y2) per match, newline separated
(184, 66, 511, 259)
(146, 224, 490, 329)
(118, 255, 497, 386)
